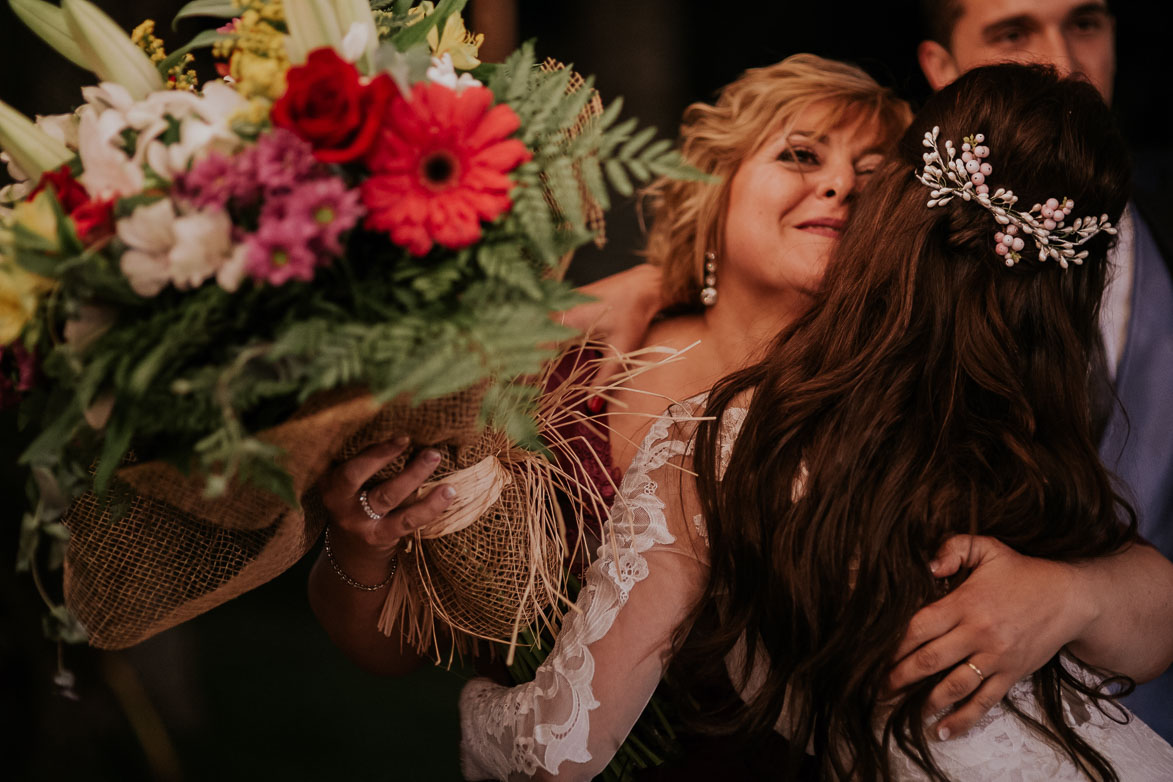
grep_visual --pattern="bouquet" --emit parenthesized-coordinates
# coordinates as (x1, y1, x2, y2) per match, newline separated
(0, 0, 695, 653)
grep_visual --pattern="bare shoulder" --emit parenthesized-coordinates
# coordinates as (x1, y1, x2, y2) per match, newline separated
(608, 314, 713, 472)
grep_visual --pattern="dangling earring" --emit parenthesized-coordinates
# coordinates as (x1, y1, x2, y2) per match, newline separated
(701, 250, 718, 307)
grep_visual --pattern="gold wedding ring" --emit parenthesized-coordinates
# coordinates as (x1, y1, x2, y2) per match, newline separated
(965, 661, 985, 682)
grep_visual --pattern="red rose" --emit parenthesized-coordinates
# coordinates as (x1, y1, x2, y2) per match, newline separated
(70, 198, 115, 243)
(31, 165, 88, 213)
(271, 48, 395, 164)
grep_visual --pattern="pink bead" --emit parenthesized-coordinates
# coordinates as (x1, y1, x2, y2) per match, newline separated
(1045, 198, 1059, 210)
(1041, 206, 1055, 218)
(971, 172, 985, 185)
(974, 133, 985, 143)
(1011, 237, 1025, 252)
(1043, 218, 1057, 230)
(995, 243, 1009, 255)
(1065, 199, 1075, 211)
(976, 184, 989, 194)
(965, 159, 980, 174)
(980, 162, 992, 176)
(975, 146, 990, 158)
(962, 143, 972, 152)
(995, 232, 1005, 243)
(1002, 234, 1015, 246)
(962, 150, 974, 162)
(1005, 224, 1018, 235)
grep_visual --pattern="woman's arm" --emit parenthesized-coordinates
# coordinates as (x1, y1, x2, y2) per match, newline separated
(307, 438, 455, 676)
(460, 412, 707, 781)
(887, 535, 1173, 740)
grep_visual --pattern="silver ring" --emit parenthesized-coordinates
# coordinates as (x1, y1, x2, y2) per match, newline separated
(358, 489, 383, 520)
(965, 661, 985, 682)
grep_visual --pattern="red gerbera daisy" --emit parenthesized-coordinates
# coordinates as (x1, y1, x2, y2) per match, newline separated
(361, 82, 531, 256)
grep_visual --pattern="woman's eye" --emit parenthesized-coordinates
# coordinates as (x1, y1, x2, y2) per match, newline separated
(779, 147, 819, 165)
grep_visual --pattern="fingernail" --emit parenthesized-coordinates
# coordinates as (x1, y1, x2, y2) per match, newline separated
(440, 485, 456, 500)
(929, 559, 942, 574)
(424, 449, 442, 463)
(937, 726, 951, 741)
(394, 435, 410, 446)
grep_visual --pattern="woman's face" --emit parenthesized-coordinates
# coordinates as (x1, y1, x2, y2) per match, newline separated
(721, 103, 886, 301)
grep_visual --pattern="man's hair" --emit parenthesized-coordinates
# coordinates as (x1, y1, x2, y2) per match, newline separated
(919, 0, 965, 48)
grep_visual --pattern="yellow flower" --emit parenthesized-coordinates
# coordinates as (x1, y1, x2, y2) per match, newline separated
(428, 13, 483, 70)
(407, 3, 483, 70)
(11, 191, 60, 248)
(0, 237, 54, 345)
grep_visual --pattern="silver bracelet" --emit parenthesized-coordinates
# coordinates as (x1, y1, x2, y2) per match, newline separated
(323, 526, 398, 592)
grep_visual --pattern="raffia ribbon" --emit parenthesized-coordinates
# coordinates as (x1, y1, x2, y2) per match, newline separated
(415, 456, 512, 540)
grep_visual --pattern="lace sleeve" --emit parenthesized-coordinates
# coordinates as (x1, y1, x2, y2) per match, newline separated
(459, 404, 710, 781)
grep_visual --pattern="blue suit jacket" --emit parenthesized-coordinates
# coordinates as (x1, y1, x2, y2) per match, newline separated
(1102, 200, 1173, 740)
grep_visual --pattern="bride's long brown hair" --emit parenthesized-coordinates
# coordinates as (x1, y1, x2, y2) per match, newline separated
(686, 64, 1134, 780)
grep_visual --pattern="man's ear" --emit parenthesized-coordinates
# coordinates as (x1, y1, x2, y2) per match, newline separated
(918, 39, 961, 91)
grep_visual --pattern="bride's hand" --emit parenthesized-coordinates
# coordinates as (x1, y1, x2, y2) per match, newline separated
(885, 534, 1091, 741)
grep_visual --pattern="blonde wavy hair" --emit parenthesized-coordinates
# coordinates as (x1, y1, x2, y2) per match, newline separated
(643, 54, 913, 310)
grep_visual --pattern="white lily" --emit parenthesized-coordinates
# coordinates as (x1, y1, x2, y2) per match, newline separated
(0, 98, 73, 182)
(426, 53, 483, 92)
(62, 0, 164, 100)
(76, 107, 143, 200)
(9, 0, 90, 71)
(118, 199, 235, 296)
(336, 0, 379, 73)
(283, 0, 344, 65)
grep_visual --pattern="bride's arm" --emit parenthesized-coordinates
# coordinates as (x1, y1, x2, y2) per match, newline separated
(887, 534, 1173, 740)
(460, 414, 707, 781)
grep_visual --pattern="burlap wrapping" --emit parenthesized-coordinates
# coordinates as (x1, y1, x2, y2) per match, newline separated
(62, 384, 491, 649)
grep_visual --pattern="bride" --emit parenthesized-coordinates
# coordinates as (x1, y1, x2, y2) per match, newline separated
(458, 64, 1173, 780)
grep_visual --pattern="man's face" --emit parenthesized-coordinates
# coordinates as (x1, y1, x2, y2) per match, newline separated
(920, 0, 1116, 103)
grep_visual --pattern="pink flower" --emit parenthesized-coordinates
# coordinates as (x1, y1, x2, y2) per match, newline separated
(361, 82, 531, 256)
(250, 128, 318, 196)
(272, 178, 364, 256)
(244, 217, 319, 285)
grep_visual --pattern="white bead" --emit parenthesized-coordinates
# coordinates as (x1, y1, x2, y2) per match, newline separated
(965, 160, 980, 174)
(1005, 224, 1018, 235)
(962, 143, 972, 151)
(1044, 218, 1057, 230)
(974, 133, 985, 143)
(1002, 233, 1015, 246)
(975, 145, 990, 158)
(976, 184, 990, 195)
(962, 150, 974, 162)
(1011, 237, 1025, 252)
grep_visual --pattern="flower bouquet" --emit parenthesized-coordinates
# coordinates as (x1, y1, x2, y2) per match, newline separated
(0, 0, 694, 654)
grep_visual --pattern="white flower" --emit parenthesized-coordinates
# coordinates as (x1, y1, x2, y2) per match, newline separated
(425, 53, 482, 92)
(118, 199, 176, 296)
(35, 112, 81, 150)
(339, 21, 372, 64)
(169, 209, 233, 289)
(77, 107, 143, 200)
(117, 199, 237, 296)
(216, 244, 250, 293)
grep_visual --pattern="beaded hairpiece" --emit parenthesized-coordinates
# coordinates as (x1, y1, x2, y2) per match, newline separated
(915, 126, 1116, 269)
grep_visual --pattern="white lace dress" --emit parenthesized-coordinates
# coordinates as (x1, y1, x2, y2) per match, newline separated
(459, 399, 1173, 781)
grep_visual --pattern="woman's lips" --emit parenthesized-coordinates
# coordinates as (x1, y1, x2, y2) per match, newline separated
(797, 218, 845, 239)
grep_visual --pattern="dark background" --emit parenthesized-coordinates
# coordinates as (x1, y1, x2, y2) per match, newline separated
(1, 1, 1168, 780)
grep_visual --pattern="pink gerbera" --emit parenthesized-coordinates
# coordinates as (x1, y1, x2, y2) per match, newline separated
(361, 82, 531, 256)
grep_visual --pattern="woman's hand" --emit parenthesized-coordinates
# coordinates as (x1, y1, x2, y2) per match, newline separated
(888, 534, 1173, 741)
(886, 535, 1091, 740)
(318, 437, 455, 584)
(308, 436, 456, 675)
(558, 264, 663, 383)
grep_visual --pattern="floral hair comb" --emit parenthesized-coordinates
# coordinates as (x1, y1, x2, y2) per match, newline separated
(915, 126, 1115, 269)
